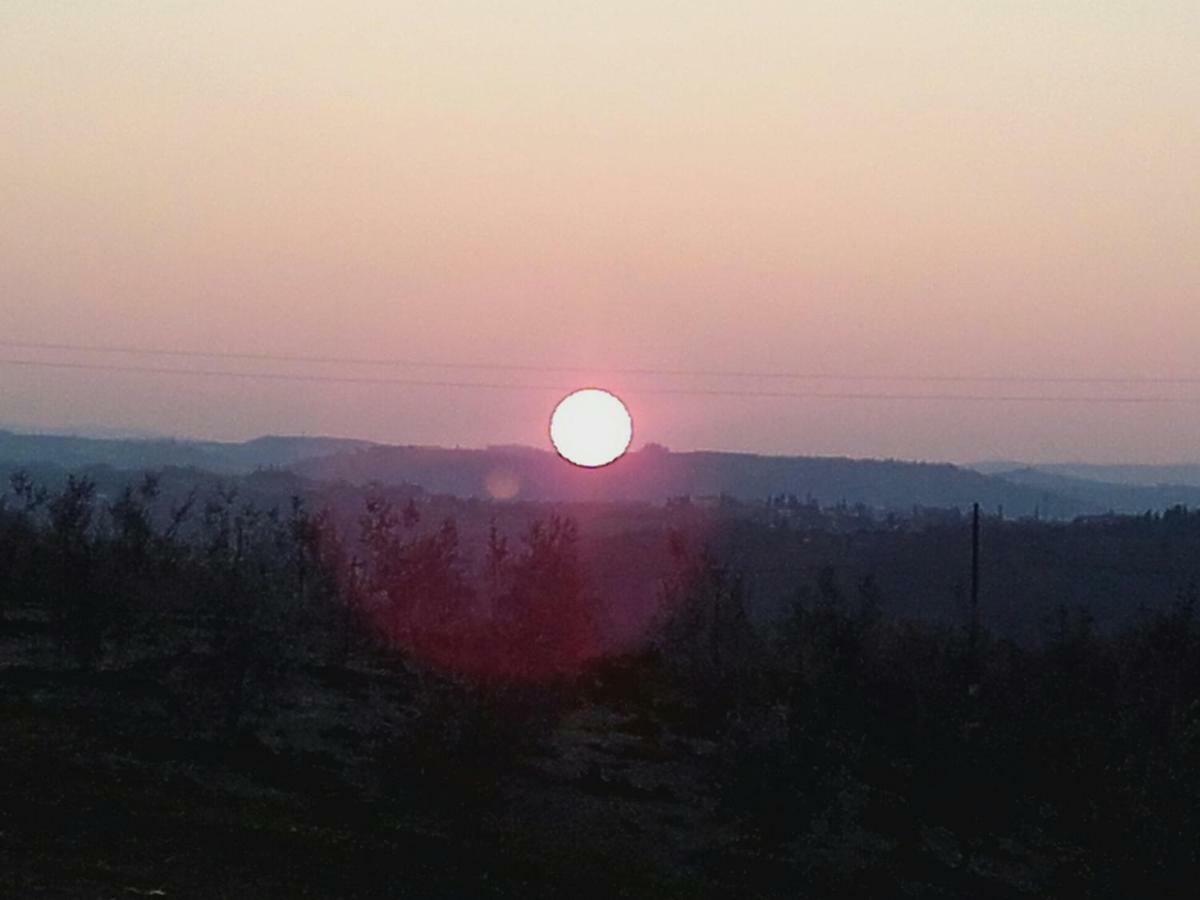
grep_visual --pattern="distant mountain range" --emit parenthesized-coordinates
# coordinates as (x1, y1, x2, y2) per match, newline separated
(0, 429, 370, 475)
(2, 428, 1198, 518)
(289, 443, 1090, 517)
(979, 468, 1200, 518)
(971, 460, 1200, 488)
(965, 464, 1200, 515)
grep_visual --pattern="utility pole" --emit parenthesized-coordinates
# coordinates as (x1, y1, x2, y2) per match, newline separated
(969, 502, 981, 675)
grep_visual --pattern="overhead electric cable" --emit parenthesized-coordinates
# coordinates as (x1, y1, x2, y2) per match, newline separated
(2, 338, 1198, 386)
(4, 357, 1200, 405)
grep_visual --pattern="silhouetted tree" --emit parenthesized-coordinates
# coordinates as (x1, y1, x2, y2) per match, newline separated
(499, 516, 595, 676)
(46, 475, 103, 666)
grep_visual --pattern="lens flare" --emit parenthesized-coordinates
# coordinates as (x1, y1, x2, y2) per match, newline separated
(549, 388, 633, 467)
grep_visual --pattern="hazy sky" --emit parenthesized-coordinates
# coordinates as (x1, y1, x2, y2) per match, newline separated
(2, 2, 1198, 462)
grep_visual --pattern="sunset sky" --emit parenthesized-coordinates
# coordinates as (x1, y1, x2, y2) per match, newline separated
(2, 2, 1197, 462)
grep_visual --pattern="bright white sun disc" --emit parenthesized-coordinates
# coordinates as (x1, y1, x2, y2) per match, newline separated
(549, 388, 633, 468)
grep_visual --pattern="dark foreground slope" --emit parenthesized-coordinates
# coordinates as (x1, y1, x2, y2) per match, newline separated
(3, 475, 1200, 897)
(5, 587, 1198, 898)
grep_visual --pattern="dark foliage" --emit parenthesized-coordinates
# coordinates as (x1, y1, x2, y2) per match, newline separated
(2, 470, 1200, 896)
(646, 543, 1200, 896)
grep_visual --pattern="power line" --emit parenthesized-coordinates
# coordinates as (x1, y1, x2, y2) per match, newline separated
(5, 356, 1200, 405)
(2, 338, 1199, 386)
(0, 357, 564, 393)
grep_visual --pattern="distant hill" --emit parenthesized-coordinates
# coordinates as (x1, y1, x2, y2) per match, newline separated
(11, 429, 1185, 517)
(291, 443, 1096, 517)
(0, 430, 370, 475)
(970, 460, 1200, 488)
(983, 467, 1200, 514)
(0, 422, 169, 441)
(1033, 463, 1200, 488)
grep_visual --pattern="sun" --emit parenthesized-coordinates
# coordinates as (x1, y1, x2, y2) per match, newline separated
(549, 388, 633, 468)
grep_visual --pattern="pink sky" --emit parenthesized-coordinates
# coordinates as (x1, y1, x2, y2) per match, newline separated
(2, 2, 1198, 462)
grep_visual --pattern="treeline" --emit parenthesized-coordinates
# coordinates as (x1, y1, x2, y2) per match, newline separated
(3, 472, 1200, 894)
(636, 546, 1200, 895)
(0, 472, 595, 721)
(700, 504, 1200, 644)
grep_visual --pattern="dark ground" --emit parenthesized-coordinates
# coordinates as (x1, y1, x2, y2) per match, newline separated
(2, 642, 1076, 899)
